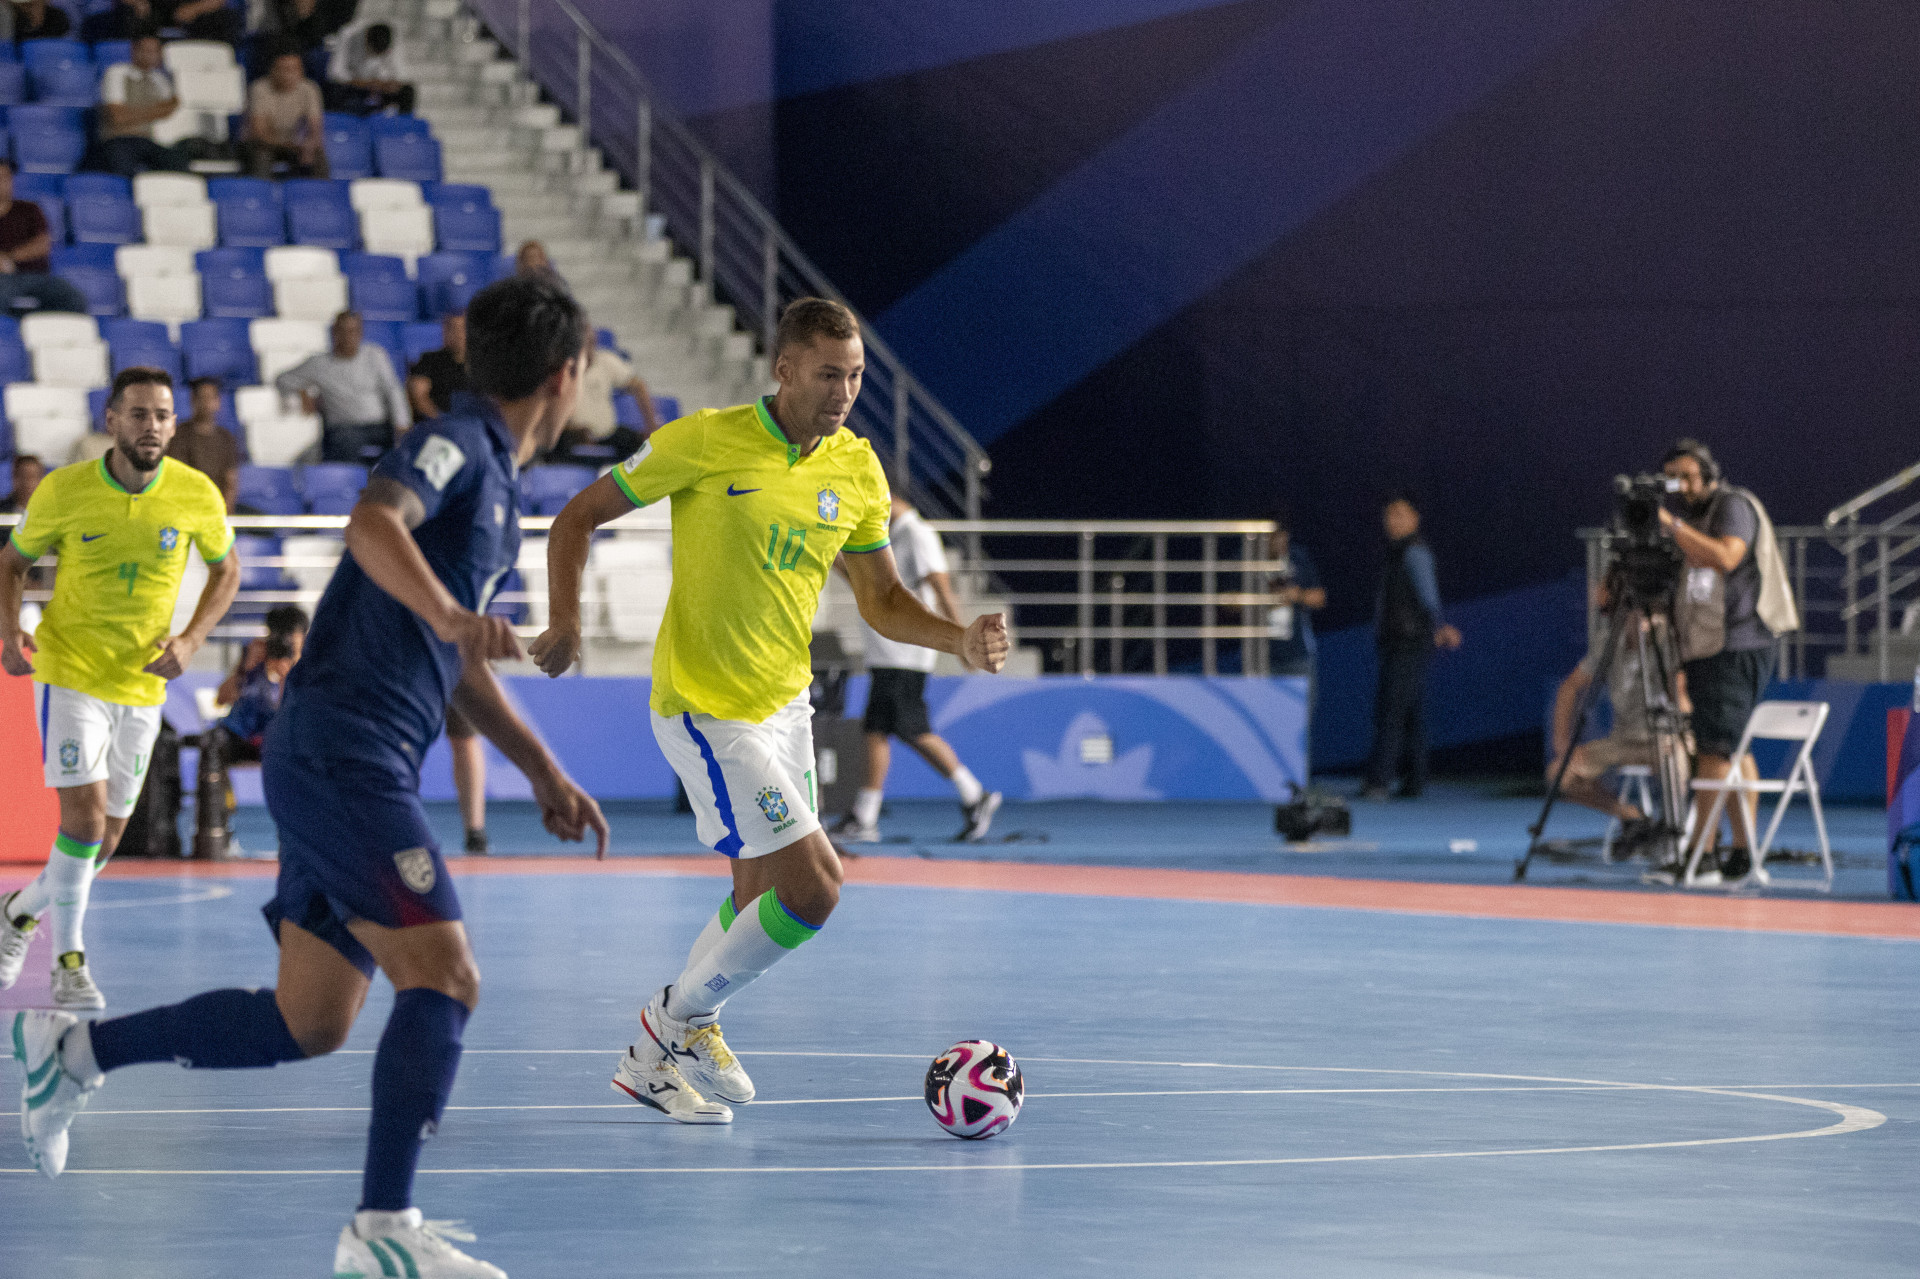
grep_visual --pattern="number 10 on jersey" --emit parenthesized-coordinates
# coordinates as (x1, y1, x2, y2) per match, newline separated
(762, 524, 808, 572)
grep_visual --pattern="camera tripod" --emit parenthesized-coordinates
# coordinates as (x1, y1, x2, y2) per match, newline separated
(1515, 592, 1689, 881)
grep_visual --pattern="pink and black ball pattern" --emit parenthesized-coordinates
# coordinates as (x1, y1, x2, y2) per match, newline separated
(925, 1040, 1025, 1139)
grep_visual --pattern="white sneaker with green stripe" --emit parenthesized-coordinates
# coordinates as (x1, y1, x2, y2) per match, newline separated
(11, 1008, 97, 1178)
(333, 1209, 506, 1279)
(0, 892, 36, 989)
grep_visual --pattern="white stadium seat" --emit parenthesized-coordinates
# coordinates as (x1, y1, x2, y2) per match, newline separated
(271, 275, 350, 322)
(174, 65, 246, 114)
(249, 318, 329, 384)
(116, 244, 196, 278)
(348, 179, 424, 213)
(161, 40, 236, 75)
(20, 313, 100, 350)
(141, 204, 218, 250)
(235, 386, 324, 466)
(29, 345, 110, 388)
(131, 172, 208, 208)
(359, 207, 434, 261)
(4, 385, 92, 460)
(126, 272, 203, 325)
(263, 246, 342, 281)
(279, 534, 344, 596)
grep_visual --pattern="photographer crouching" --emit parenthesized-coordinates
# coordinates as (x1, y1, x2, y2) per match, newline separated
(1658, 438, 1798, 881)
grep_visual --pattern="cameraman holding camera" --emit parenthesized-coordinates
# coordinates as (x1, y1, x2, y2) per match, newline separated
(1658, 438, 1796, 879)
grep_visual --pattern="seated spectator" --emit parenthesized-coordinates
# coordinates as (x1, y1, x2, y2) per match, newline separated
(552, 339, 658, 462)
(83, 0, 241, 44)
(252, 0, 356, 82)
(326, 22, 413, 116)
(0, 161, 88, 315)
(241, 41, 328, 179)
(406, 311, 468, 420)
(274, 309, 409, 463)
(515, 239, 561, 282)
(166, 377, 241, 510)
(0, 452, 43, 513)
(11, 0, 71, 42)
(84, 28, 192, 179)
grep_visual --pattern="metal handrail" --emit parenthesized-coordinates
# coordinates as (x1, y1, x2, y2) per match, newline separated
(471, 0, 993, 518)
(1825, 459, 1920, 528)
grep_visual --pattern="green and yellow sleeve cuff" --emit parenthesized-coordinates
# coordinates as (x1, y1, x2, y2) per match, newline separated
(610, 466, 650, 508)
(843, 537, 891, 554)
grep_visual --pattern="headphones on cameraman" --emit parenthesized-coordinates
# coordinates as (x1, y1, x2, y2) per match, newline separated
(1664, 438, 1720, 484)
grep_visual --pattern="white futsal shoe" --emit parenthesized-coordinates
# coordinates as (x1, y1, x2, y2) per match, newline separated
(51, 952, 105, 1011)
(609, 1046, 732, 1123)
(10, 1009, 97, 1178)
(639, 987, 755, 1103)
(956, 791, 1003, 843)
(334, 1210, 506, 1279)
(829, 813, 881, 844)
(0, 894, 35, 989)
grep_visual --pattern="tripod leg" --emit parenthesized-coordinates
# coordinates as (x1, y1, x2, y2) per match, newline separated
(1518, 603, 1629, 880)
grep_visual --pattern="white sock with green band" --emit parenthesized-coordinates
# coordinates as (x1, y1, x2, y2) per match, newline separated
(46, 832, 101, 958)
(7, 832, 101, 931)
(665, 890, 821, 1021)
(682, 892, 737, 970)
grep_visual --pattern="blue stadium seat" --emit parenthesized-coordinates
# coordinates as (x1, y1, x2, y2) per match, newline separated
(214, 190, 285, 248)
(109, 342, 181, 381)
(428, 183, 490, 209)
(26, 41, 98, 107)
(432, 199, 499, 254)
(612, 391, 645, 429)
(104, 319, 181, 379)
(67, 189, 140, 244)
(320, 113, 373, 180)
(237, 465, 301, 515)
(653, 396, 680, 424)
(402, 320, 443, 366)
(232, 533, 286, 590)
(415, 252, 490, 319)
(485, 568, 526, 623)
(0, 62, 27, 105)
(373, 133, 441, 183)
(10, 105, 87, 172)
(520, 465, 595, 516)
(368, 115, 430, 138)
(207, 176, 278, 205)
(595, 327, 628, 356)
(180, 317, 257, 384)
(360, 319, 405, 378)
(285, 179, 357, 249)
(341, 252, 415, 322)
(300, 461, 366, 515)
(100, 317, 168, 347)
(196, 246, 273, 319)
(19, 41, 90, 76)
(60, 267, 124, 315)
(0, 333, 30, 383)
(64, 172, 128, 200)
(50, 242, 110, 269)
(30, 195, 64, 242)
(92, 41, 132, 70)
(13, 171, 63, 201)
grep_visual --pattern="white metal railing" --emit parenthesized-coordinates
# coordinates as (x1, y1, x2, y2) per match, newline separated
(461, 0, 993, 519)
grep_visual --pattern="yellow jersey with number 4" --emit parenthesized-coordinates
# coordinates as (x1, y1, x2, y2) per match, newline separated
(11, 456, 234, 707)
(612, 398, 891, 723)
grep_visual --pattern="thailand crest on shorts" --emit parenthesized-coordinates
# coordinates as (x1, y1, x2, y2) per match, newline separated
(393, 846, 436, 894)
(756, 786, 790, 823)
(817, 489, 839, 523)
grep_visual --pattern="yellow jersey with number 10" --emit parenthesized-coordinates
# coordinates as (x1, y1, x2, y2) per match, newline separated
(612, 398, 891, 723)
(11, 456, 234, 707)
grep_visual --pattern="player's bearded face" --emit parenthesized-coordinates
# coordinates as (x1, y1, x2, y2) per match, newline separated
(110, 386, 176, 470)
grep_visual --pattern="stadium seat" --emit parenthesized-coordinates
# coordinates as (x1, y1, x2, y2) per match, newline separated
(248, 317, 327, 384)
(207, 175, 277, 204)
(161, 41, 236, 76)
(653, 396, 681, 424)
(263, 244, 339, 280)
(100, 316, 170, 349)
(8, 105, 86, 173)
(402, 320, 444, 366)
(612, 390, 644, 429)
(595, 327, 626, 355)
(196, 246, 274, 318)
(342, 252, 415, 322)
(69, 190, 141, 244)
(173, 65, 244, 116)
(124, 273, 201, 325)
(115, 242, 195, 277)
(0, 332, 30, 383)
(320, 113, 373, 181)
(373, 134, 441, 183)
(236, 392, 322, 466)
(108, 341, 181, 381)
(359, 319, 405, 378)
(20, 311, 107, 385)
(3, 384, 90, 459)
(428, 183, 491, 210)
(53, 264, 124, 317)
(236, 463, 302, 515)
(415, 252, 490, 318)
(23, 42, 95, 107)
(20, 41, 90, 77)
(231, 532, 286, 590)
(25, 194, 63, 243)
(432, 198, 500, 254)
(141, 202, 217, 250)
(359, 206, 433, 262)
(520, 465, 595, 516)
(286, 196, 358, 249)
(347, 177, 421, 213)
(102, 317, 179, 377)
(92, 41, 133, 70)
(64, 173, 129, 201)
(0, 62, 28, 106)
(180, 316, 257, 383)
(130, 172, 205, 208)
(214, 189, 286, 248)
(52, 242, 113, 271)
(13, 172, 64, 202)
(369, 115, 431, 139)
(263, 244, 347, 321)
(300, 461, 366, 514)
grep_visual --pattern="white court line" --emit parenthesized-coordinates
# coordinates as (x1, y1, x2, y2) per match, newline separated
(86, 885, 234, 910)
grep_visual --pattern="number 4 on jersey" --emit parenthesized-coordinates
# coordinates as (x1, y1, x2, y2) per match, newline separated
(117, 562, 141, 595)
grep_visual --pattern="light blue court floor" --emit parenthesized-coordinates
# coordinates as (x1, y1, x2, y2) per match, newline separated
(3, 791, 1918, 1277)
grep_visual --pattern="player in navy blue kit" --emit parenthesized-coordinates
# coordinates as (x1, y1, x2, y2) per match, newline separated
(7, 275, 607, 1279)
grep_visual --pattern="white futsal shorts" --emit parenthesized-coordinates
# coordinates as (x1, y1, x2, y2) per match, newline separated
(34, 683, 164, 818)
(36, 675, 166, 818)
(652, 692, 823, 860)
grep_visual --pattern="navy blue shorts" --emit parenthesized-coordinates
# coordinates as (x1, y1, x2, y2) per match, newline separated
(260, 748, 462, 978)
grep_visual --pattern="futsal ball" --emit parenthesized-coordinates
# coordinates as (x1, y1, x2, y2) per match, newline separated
(925, 1040, 1024, 1139)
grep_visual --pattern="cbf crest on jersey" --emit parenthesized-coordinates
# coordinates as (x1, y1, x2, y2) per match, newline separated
(817, 489, 839, 523)
(158, 526, 178, 552)
(756, 786, 790, 823)
(393, 846, 436, 894)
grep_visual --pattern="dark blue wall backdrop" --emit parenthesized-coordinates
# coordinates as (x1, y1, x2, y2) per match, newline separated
(569, 0, 1920, 762)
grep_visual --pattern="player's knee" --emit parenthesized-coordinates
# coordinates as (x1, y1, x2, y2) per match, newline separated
(285, 1008, 355, 1057)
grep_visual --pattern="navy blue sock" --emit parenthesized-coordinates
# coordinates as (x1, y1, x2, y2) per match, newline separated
(361, 987, 469, 1212)
(89, 988, 306, 1073)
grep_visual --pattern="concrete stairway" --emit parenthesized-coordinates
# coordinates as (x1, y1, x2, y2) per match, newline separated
(362, 0, 770, 416)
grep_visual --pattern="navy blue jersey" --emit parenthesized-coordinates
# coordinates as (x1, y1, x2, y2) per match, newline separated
(272, 392, 521, 777)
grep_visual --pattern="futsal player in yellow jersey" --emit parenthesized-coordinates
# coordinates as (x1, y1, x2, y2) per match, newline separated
(533, 298, 1009, 1122)
(0, 368, 240, 1009)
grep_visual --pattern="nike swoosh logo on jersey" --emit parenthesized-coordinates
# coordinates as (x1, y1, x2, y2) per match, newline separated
(726, 485, 760, 496)
(80, 533, 105, 542)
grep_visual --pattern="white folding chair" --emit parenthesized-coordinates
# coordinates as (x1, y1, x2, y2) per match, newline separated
(1683, 700, 1832, 891)
(1600, 764, 1656, 862)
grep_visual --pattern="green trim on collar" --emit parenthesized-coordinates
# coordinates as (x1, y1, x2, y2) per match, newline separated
(97, 454, 163, 496)
(754, 397, 788, 446)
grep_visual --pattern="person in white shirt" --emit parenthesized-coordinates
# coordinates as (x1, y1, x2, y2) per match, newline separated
(273, 310, 410, 463)
(326, 22, 414, 115)
(86, 29, 190, 178)
(833, 492, 1002, 843)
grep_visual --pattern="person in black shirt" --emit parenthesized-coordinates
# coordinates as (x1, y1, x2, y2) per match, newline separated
(406, 312, 469, 419)
(83, 0, 241, 44)
(1, 453, 43, 514)
(11, 0, 70, 42)
(1363, 493, 1463, 800)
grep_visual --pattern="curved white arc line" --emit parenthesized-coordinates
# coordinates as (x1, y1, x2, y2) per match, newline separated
(87, 885, 235, 910)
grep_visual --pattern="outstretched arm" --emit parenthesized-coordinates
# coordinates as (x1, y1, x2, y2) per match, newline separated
(0, 541, 35, 676)
(449, 661, 609, 856)
(529, 473, 638, 676)
(841, 547, 1008, 673)
(145, 551, 242, 679)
